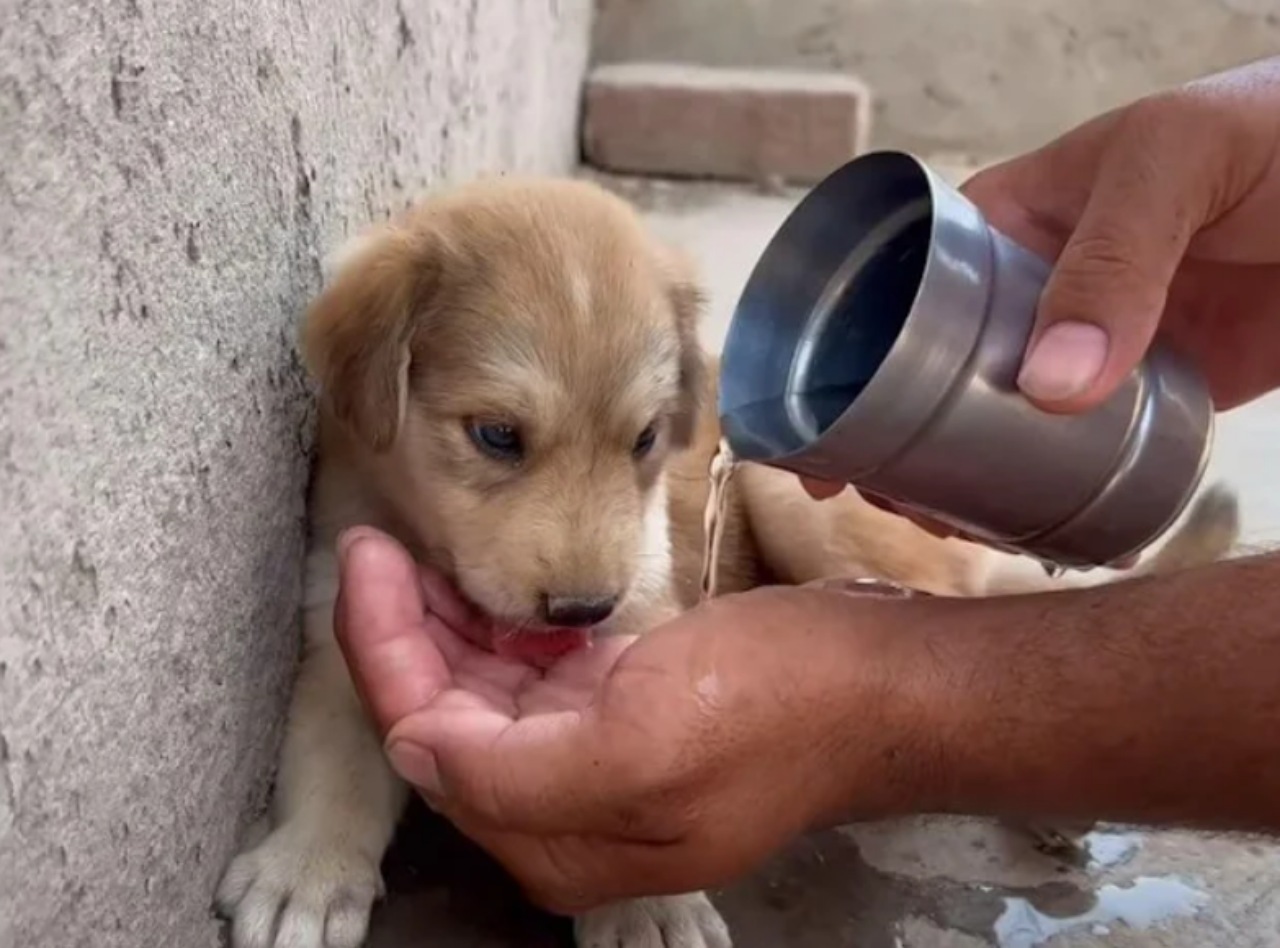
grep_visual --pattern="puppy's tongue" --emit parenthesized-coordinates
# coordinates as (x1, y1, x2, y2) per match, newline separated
(491, 625, 591, 669)
(417, 571, 593, 669)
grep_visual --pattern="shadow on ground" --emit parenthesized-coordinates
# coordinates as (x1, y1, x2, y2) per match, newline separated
(366, 801, 1103, 947)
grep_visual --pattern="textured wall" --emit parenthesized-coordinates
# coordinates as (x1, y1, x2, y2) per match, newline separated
(592, 0, 1280, 158)
(0, 1, 591, 945)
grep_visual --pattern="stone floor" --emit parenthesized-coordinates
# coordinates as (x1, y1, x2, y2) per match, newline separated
(366, 171, 1280, 947)
(369, 802, 1280, 947)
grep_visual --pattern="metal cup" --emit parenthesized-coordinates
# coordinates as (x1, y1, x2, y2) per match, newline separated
(717, 150, 1214, 568)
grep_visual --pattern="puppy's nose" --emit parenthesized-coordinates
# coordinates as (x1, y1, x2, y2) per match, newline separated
(543, 594, 619, 628)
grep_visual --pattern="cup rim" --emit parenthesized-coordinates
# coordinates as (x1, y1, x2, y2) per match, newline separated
(719, 150, 995, 478)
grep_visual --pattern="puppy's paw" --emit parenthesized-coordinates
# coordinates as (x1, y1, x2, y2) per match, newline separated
(575, 893, 731, 948)
(216, 824, 383, 948)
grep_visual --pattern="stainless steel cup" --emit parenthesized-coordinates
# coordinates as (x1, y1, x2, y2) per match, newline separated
(717, 150, 1214, 568)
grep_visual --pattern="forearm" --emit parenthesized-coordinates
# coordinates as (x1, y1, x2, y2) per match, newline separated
(829, 553, 1280, 832)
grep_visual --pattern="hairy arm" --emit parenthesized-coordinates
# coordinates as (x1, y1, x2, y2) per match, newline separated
(845, 552, 1280, 832)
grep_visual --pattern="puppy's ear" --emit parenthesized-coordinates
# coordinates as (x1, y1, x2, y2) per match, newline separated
(301, 227, 440, 452)
(661, 246, 708, 448)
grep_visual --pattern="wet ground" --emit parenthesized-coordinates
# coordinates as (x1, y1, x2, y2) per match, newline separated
(368, 801, 1280, 947)
(367, 171, 1280, 947)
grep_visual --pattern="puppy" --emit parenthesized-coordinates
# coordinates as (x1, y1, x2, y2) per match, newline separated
(218, 176, 730, 948)
(217, 176, 1240, 948)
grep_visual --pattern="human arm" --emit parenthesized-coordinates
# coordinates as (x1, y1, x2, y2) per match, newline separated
(855, 550, 1280, 832)
(334, 529, 1280, 914)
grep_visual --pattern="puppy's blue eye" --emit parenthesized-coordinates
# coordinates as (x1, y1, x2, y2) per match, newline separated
(633, 422, 658, 459)
(467, 421, 523, 462)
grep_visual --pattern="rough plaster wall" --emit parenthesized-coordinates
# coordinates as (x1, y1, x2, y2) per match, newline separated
(0, 1, 591, 945)
(592, 0, 1280, 157)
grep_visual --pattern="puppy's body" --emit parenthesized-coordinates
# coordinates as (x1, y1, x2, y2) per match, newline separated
(218, 177, 1240, 948)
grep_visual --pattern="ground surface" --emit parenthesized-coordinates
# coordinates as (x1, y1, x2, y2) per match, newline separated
(367, 174, 1280, 947)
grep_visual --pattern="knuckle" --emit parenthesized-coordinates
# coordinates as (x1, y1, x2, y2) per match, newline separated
(1135, 85, 1232, 138)
(1122, 89, 1184, 133)
(1049, 231, 1167, 320)
(1060, 231, 1141, 279)
(1123, 87, 1265, 211)
(1123, 87, 1223, 147)
(1051, 242, 1138, 313)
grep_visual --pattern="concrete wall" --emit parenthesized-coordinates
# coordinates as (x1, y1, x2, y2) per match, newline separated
(592, 0, 1280, 158)
(0, 1, 591, 945)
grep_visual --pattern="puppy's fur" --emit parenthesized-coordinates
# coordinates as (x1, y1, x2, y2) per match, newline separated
(218, 177, 1240, 948)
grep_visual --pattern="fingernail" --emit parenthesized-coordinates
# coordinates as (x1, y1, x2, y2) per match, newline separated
(1017, 321, 1109, 403)
(336, 527, 374, 562)
(387, 740, 445, 799)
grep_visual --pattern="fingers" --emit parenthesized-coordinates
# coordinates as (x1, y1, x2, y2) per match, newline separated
(445, 817, 687, 915)
(1014, 97, 1225, 413)
(447, 820, 620, 914)
(960, 107, 1121, 258)
(333, 527, 453, 736)
(387, 704, 642, 838)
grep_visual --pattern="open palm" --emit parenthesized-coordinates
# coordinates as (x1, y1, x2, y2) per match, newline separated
(334, 543, 639, 751)
(415, 608, 637, 723)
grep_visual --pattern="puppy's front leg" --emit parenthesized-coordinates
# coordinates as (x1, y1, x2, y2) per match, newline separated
(577, 894, 732, 948)
(218, 550, 407, 948)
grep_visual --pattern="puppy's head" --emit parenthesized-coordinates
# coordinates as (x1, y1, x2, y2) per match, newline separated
(303, 177, 704, 645)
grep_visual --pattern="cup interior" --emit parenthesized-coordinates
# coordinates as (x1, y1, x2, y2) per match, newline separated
(718, 151, 935, 461)
(789, 201, 930, 437)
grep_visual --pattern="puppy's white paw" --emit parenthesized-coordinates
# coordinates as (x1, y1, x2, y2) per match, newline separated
(576, 893, 731, 948)
(216, 824, 383, 948)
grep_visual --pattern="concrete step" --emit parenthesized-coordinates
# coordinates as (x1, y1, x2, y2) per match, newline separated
(582, 62, 872, 185)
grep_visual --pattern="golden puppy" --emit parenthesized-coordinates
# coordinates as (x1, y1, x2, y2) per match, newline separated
(218, 177, 729, 948)
(217, 176, 1240, 948)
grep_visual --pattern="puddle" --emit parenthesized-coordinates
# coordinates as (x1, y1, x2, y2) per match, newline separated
(994, 875, 1209, 948)
(1083, 830, 1142, 869)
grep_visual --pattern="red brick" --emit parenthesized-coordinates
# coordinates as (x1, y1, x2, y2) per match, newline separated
(582, 63, 873, 184)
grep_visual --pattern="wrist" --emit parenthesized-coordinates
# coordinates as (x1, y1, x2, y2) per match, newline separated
(777, 588, 962, 828)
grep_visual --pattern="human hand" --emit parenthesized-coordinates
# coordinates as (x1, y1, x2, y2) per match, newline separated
(807, 56, 1280, 524)
(332, 527, 923, 913)
(969, 55, 1280, 413)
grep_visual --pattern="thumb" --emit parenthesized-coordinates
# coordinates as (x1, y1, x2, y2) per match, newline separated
(1017, 101, 1213, 413)
(333, 527, 453, 735)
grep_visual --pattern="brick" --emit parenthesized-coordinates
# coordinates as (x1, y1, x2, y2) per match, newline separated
(582, 62, 872, 184)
